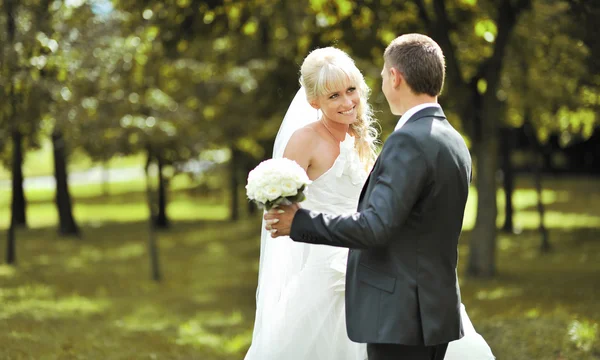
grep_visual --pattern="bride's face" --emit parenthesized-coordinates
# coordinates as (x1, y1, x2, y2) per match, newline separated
(312, 84, 360, 125)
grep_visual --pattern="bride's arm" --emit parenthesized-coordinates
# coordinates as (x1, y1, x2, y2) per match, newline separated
(281, 127, 316, 175)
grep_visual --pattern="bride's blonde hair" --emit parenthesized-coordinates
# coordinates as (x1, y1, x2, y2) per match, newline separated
(300, 47, 379, 166)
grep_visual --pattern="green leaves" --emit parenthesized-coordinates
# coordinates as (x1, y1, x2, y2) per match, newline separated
(474, 19, 497, 42)
(502, 0, 599, 139)
(1, 0, 596, 174)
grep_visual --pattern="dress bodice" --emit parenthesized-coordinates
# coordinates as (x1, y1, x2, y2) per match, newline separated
(298, 134, 368, 294)
(302, 134, 367, 216)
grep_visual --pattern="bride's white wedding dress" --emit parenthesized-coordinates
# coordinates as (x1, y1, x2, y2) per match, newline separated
(245, 133, 495, 360)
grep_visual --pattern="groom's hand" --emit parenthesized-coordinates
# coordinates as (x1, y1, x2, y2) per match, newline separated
(264, 203, 301, 238)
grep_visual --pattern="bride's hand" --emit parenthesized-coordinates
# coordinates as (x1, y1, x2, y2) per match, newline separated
(264, 203, 301, 238)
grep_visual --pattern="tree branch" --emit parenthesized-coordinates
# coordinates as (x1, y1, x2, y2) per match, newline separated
(431, 0, 466, 88)
(414, 0, 432, 28)
(482, 0, 531, 92)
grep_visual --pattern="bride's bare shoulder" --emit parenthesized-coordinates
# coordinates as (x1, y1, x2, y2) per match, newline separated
(287, 124, 320, 147)
(283, 124, 321, 164)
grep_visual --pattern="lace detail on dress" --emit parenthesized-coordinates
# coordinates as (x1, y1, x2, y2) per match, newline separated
(305, 134, 367, 214)
(335, 134, 368, 185)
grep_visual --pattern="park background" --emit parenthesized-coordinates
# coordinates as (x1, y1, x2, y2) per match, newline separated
(0, 0, 599, 359)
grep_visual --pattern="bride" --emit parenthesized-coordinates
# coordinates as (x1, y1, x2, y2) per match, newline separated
(244, 47, 494, 360)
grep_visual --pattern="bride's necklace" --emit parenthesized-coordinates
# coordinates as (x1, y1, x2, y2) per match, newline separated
(321, 120, 345, 143)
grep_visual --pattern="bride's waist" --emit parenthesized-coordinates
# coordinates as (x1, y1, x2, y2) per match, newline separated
(303, 196, 358, 214)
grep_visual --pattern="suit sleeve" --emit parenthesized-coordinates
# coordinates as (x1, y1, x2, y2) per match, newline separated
(290, 132, 429, 249)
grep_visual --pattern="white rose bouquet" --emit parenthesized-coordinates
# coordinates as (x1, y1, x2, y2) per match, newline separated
(246, 158, 311, 211)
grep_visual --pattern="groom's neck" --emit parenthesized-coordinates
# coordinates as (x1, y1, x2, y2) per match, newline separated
(398, 94, 438, 116)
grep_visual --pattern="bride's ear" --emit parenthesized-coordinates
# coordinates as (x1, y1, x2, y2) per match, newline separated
(310, 102, 320, 110)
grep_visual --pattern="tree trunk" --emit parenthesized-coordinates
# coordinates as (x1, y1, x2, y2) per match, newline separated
(533, 152, 550, 253)
(52, 129, 80, 237)
(102, 160, 110, 196)
(524, 117, 551, 253)
(247, 194, 257, 215)
(154, 155, 169, 229)
(244, 154, 258, 216)
(468, 133, 498, 278)
(499, 127, 515, 233)
(6, 219, 16, 264)
(11, 130, 27, 228)
(145, 157, 161, 282)
(5, 0, 19, 263)
(466, 0, 530, 277)
(414, 0, 531, 278)
(6, 0, 26, 229)
(468, 85, 498, 278)
(230, 146, 241, 221)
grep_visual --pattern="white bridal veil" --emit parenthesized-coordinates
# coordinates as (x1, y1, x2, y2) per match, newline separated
(246, 87, 320, 357)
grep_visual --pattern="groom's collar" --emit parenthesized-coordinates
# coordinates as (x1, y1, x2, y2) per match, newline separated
(394, 103, 443, 131)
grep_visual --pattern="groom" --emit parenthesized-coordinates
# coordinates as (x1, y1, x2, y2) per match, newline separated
(265, 34, 471, 360)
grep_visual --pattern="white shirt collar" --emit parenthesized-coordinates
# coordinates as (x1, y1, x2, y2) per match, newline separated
(394, 103, 441, 131)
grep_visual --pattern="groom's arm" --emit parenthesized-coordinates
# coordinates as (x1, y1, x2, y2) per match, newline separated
(290, 132, 430, 249)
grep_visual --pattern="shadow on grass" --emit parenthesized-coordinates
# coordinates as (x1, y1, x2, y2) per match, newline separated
(504, 176, 600, 223)
(2, 220, 598, 359)
(1, 175, 599, 359)
(0, 217, 261, 360)
(458, 228, 600, 360)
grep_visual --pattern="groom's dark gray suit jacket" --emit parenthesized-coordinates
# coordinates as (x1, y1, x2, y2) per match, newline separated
(290, 106, 471, 346)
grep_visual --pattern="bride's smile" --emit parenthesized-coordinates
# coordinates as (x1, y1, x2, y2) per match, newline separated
(339, 106, 356, 115)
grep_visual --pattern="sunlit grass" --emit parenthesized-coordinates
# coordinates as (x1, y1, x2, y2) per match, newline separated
(2, 173, 599, 231)
(1, 294, 109, 320)
(568, 320, 599, 352)
(0, 176, 598, 359)
(462, 176, 600, 230)
(0, 218, 260, 359)
(0, 175, 229, 229)
(176, 311, 252, 355)
(0, 264, 17, 278)
(0, 141, 145, 181)
(457, 222, 600, 359)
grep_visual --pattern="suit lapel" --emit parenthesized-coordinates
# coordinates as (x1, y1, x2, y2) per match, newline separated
(358, 106, 447, 209)
(403, 106, 447, 127)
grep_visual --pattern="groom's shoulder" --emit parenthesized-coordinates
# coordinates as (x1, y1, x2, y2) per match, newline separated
(389, 121, 431, 142)
(383, 128, 424, 153)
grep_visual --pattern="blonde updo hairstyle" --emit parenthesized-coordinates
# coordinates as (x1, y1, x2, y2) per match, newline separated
(300, 47, 379, 166)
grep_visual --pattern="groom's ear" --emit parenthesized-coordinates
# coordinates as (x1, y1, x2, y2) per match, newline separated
(390, 67, 402, 88)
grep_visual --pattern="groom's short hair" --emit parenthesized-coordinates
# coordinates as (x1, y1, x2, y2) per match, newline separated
(384, 34, 445, 97)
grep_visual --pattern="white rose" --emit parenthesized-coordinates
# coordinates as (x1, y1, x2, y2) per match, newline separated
(264, 184, 282, 202)
(269, 172, 283, 184)
(245, 182, 253, 196)
(255, 189, 268, 204)
(280, 180, 298, 197)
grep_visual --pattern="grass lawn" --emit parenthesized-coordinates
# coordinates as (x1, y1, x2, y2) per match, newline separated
(0, 141, 145, 181)
(0, 175, 599, 359)
(0, 175, 229, 229)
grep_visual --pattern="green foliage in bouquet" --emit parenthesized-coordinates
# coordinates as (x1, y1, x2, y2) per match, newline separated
(259, 185, 307, 211)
